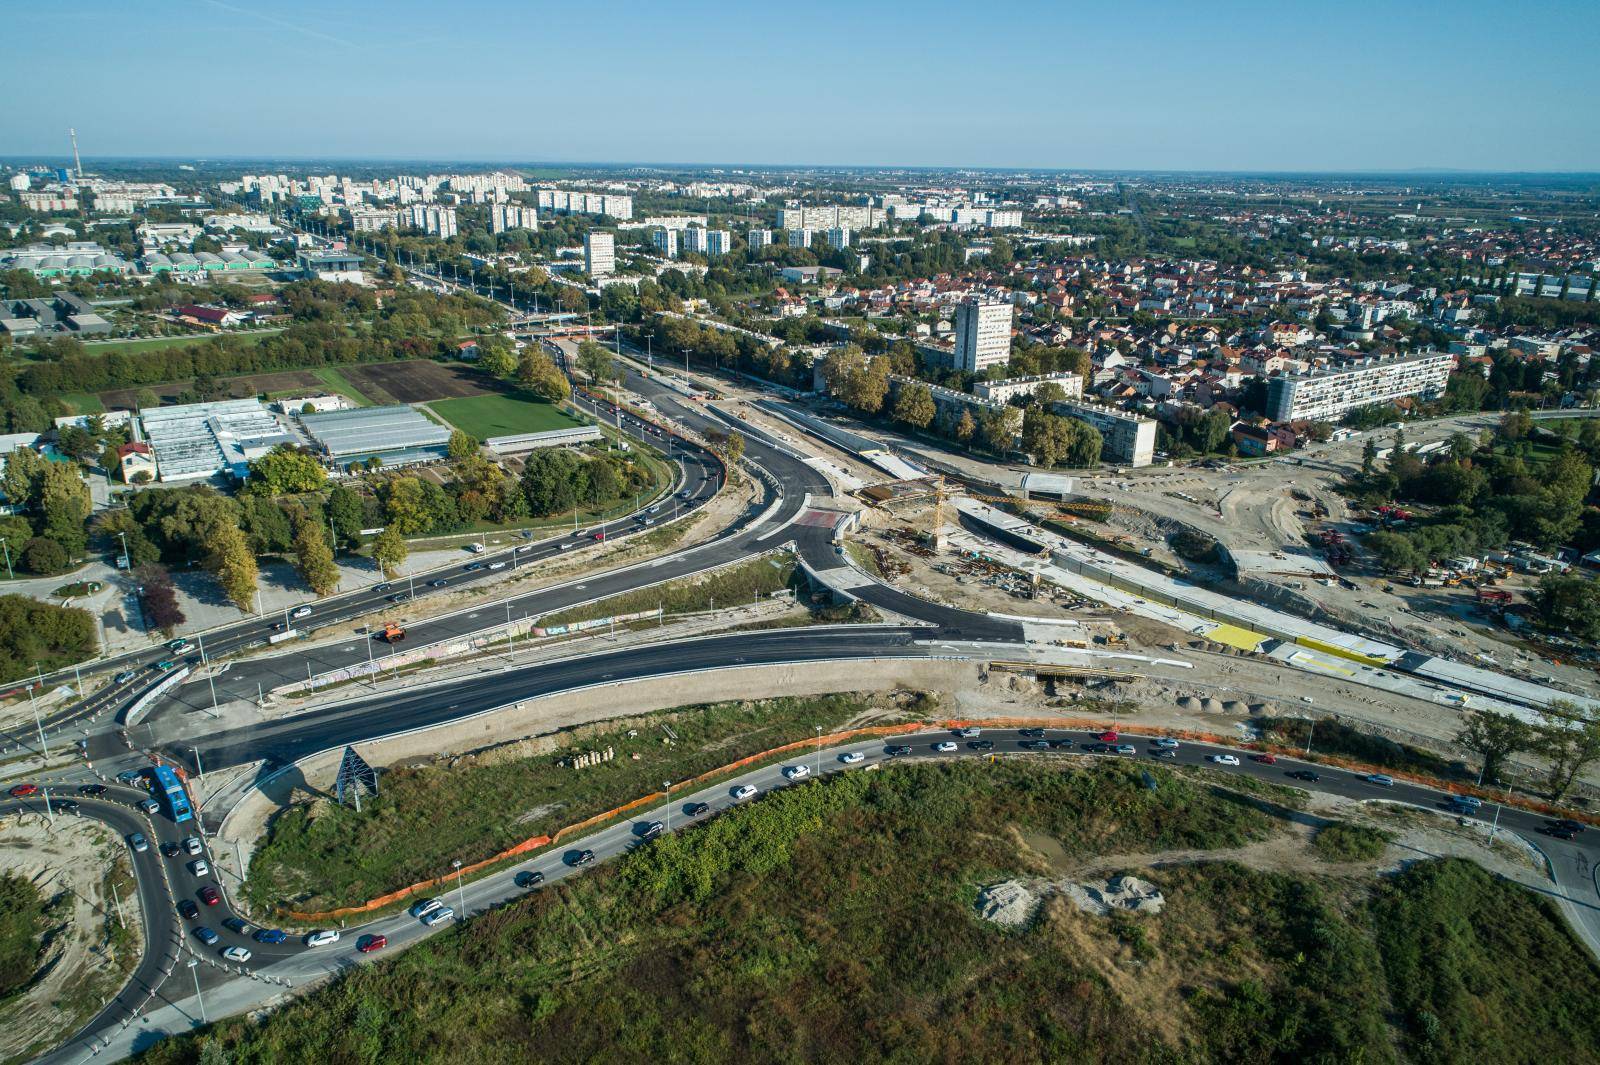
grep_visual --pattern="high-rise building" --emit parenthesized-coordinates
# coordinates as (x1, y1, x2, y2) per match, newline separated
(534, 189, 633, 221)
(747, 228, 773, 253)
(653, 228, 679, 259)
(706, 230, 731, 256)
(682, 227, 708, 255)
(488, 203, 536, 233)
(827, 227, 851, 249)
(404, 204, 457, 238)
(584, 231, 615, 277)
(953, 299, 1013, 373)
(787, 228, 812, 248)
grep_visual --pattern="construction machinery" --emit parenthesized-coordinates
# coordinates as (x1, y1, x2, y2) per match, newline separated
(381, 621, 406, 643)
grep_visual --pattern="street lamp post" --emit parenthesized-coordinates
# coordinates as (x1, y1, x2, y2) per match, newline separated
(188, 959, 206, 1024)
(1304, 716, 1315, 756)
(815, 725, 822, 777)
(115, 531, 129, 573)
(192, 745, 205, 788)
(0, 536, 12, 580)
(26, 682, 48, 758)
(452, 859, 465, 916)
(664, 781, 671, 833)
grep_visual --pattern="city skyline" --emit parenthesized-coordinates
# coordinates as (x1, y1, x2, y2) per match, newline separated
(3, 0, 1597, 172)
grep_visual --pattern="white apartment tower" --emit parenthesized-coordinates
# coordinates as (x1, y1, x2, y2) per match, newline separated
(682, 227, 708, 255)
(706, 230, 731, 256)
(953, 299, 1013, 373)
(787, 228, 812, 248)
(584, 231, 616, 277)
(653, 228, 680, 259)
(827, 227, 851, 249)
(748, 228, 773, 253)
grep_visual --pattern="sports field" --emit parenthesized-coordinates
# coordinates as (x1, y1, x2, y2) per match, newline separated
(428, 391, 585, 440)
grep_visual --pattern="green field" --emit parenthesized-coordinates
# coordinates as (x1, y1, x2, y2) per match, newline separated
(427, 391, 585, 441)
(134, 759, 1600, 1065)
(55, 392, 105, 415)
(310, 367, 374, 407)
(78, 330, 280, 355)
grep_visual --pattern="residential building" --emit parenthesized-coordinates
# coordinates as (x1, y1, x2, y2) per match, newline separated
(584, 231, 616, 277)
(403, 204, 457, 238)
(973, 371, 1084, 404)
(653, 228, 680, 259)
(778, 205, 880, 230)
(748, 229, 773, 253)
(683, 227, 708, 255)
(488, 203, 537, 233)
(1052, 401, 1158, 467)
(533, 189, 633, 220)
(1264, 350, 1454, 422)
(827, 227, 851, 250)
(953, 299, 1013, 373)
(116, 442, 157, 482)
(787, 228, 813, 248)
(349, 209, 397, 233)
(706, 230, 732, 256)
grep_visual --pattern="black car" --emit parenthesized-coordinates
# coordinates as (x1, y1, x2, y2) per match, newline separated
(639, 820, 665, 840)
(1148, 749, 1177, 759)
(1048, 739, 1074, 750)
(222, 917, 252, 936)
(514, 870, 545, 888)
(885, 744, 913, 757)
(968, 740, 995, 751)
(463, 562, 484, 572)
(1084, 743, 1113, 753)
(52, 799, 79, 813)
(569, 849, 596, 867)
(1018, 739, 1050, 750)
(1552, 818, 1587, 834)
(79, 784, 106, 797)
(373, 583, 392, 594)
(429, 579, 449, 588)
(161, 841, 181, 858)
(177, 898, 199, 920)
(686, 801, 710, 817)
(1019, 728, 1045, 739)
(388, 593, 411, 604)
(1542, 824, 1579, 840)
(1286, 770, 1321, 782)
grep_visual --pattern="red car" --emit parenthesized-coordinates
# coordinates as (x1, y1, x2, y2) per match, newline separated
(356, 934, 387, 953)
(592, 531, 606, 541)
(1096, 731, 1119, 743)
(198, 885, 221, 906)
(1250, 753, 1277, 765)
(8, 783, 38, 797)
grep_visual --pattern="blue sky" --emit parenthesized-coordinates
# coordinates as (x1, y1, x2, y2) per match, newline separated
(3, 0, 1597, 171)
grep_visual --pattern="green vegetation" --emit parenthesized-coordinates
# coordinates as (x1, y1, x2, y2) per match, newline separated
(79, 330, 277, 355)
(248, 693, 887, 913)
(0, 874, 48, 1003)
(309, 366, 374, 406)
(427, 391, 585, 441)
(139, 763, 1597, 1065)
(1313, 821, 1393, 862)
(0, 594, 97, 684)
(539, 552, 795, 628)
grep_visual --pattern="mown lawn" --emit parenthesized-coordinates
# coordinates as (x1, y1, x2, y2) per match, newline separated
(135, 762, 1600, 1065)
(428, 391, 585, 441)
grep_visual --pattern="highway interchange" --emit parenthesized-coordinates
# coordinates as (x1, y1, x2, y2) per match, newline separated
(7, 337, 1600, 1062)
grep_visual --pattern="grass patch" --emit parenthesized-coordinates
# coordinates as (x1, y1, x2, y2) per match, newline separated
(1313, 821, 1392, 862)
(1261, 716, 1462, 780)
(428, 391, 586, 440)
(246, 692, 888, 914)
(55, 392, 104, 415)
(539, 552, 796, 627)
(0, 875, 47, 1003)
(310, 367, 375, 407)
(79, 330, 278, 354)
(51, 581, 103, 598)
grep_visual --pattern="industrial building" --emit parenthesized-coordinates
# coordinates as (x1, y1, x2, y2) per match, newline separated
(1, 242, 132, 278)
(1051, 400, 1158, 468)
(1265, 350, 1454, 423)
(138, 399, 297, 482)
(300, 405, 453, 470)
(484, 424, 603, 456)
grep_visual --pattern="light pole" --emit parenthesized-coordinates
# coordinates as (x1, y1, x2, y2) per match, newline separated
(815, 725, 822, 777)
(1304, 715, 1315, 756)
(663, 781, 671, 833)
(192, 745, 205, 788)
(26, 682, 48, 758)
(0, 536, 11, 580)
(188, 958, 206, 1024)
(115, 531, 129, 574)
(452, 859, 465, 916)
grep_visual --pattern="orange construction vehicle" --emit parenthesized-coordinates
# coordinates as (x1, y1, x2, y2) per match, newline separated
(381, 621, 405, 643)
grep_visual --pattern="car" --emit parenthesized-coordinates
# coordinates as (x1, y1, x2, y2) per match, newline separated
(592, 531, 606, 541)
(409, 898, 444, 920)
(115, 769, 143, 785)
(957, 727, 981, 738)
(254, 928, 288, 945)
(1552, 818, 1587, 834)
(388, 593, 411, 604)
(1113, 744, 1137, 755)
(189, 859, 210, 877)
(421, 907, 455, 927)
(1019, 728, 1045, 739)
(429, 579, 449, 587)
(782, 765, 810, 781)
(1447, 796, 1482, 811)
(1542, 824, 1579, 840)
(177, 899, 199, 920)
(1048, 739, 1074, 750)
(167, 638, 191, 652)
(732, 784, 758, 802)
(934, 741, 958, 753)
(198, 885, 220, 906)
(639, 820, 665, 840)
(373, 583, 392, 593)
(114, 670, 137, 684)
(1250, 753, 1278, 765)
(222, 917, 252, 936)
(128, 832, 149, 852)
(1148, 749, 1177, 760)
(154, 660, 175, 672)
(838, 751, 864, 765)
(569, 849, 597, 866)
(885, 744, 913, 757)
(52, 799, 79, 813)
(488, 561, 507, 571)
(183, 836, 203, 856)
(1365, 773, 1396, 787)
(287, 605, 313, 621)
(194, 927, 219, 946)
(161, 841, 181, 858)
(1286, 770, 1321, 782)
(356, 934, 388, 953)
(967, 740, 995, 751)
(138, 799, 159, 815)
(517, 544, 535, 553)
(79, 784, 106, 797)
(1151, 738, 1180, 750)
(686, 801, 710, 817)
(1019, 739, 1051, 750)
(305, 930, 341, 947)
(514, 870, 545, 889)
(1209, 754, 1241, 766)
(462, 562, 484, 572)
(221, 946, 252, 963)
(9, 783, 38, 797)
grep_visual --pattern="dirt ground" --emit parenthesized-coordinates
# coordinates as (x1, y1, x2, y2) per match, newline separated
(341, 360, 502, 405)
(0, 813, 143, 1065)
(100, 369, 328, 410)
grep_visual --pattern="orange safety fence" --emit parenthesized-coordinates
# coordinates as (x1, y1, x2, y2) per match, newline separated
(284, 714, 1595, 923)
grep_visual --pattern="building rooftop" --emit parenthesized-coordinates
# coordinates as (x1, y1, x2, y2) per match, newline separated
(300, 404, 452, 459)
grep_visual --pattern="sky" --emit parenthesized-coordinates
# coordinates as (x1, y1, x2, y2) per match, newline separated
(3, 0, 1598, 172)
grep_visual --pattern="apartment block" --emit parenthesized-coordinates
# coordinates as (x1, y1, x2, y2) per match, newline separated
(653, 228, 680, 259)
(1265, 351, 1454, 422)
(706, 230, 731, 256)
(584, 231, 615, 277)
(748, 228, 773, 253)
(973, 371, 1084, 404)
(1052, 401, 1158, 467)
(953, 299, 1013, 373)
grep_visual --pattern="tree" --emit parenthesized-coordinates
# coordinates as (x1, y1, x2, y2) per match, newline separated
(891, 382, 936, 430)
(383, 477, 432, 535)
(208, 523, 258, 612)
(134, 565, 185, 635)
(37, 462, 91, 557)
(954, 409, 976, 445)
(518, 349, 571, 402)
(293, 515, 340, 596)
(1537, 701, 1600, 801)
(1365, 530, 1426, 574)
(447, 429, 478, 460)
(479, 345, 516, 378)
(1455, 709, 1534, 785)
(978, 407, 1021, 453)
(1531, 573, 1600, 641)
(20, 537, 69, 575)
(1022, 406, 1073, 467)
(248, 446, 326, 495)
(326, 484, 364, 548)
(372, 526, 408, 579)
(1063, 417, 1103, 468)
(0, 447, 44, 510)
(1361, 438, 1378, 477)
(724, 430, 745, 465)
(576, 340, 618, 384)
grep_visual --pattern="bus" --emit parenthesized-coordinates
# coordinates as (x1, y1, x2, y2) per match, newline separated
(151, 764, 194, 825)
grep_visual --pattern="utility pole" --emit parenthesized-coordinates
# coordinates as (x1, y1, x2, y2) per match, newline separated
(452, 859, 466, 916)
(192, 745, 205, 787)
(26, 682, 47, 758)
(664, 781, 672, 832)
(0, 536, 12, 579)
(188, 959, 206, 1024)
(815, 725, 822, 777)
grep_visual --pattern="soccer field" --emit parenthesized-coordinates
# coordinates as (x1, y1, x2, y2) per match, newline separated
(428, 391, 586, 440)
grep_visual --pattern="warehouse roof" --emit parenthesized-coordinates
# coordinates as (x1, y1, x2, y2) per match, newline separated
(300, 404, 452, 458)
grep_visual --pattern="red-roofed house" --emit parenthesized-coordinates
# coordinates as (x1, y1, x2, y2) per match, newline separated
(118, 441, 156, 482)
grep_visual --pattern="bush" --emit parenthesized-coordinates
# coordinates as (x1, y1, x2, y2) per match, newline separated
(1313, 822, 1391, 862)
(0, 874, 47, 1002)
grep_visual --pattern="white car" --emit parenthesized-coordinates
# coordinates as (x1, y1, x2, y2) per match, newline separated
(782, 765, 810, 781)
(1365, 773, 1396, 787)
(421, 907, 455, 927)
(221, 946, 252, 963)
(305, 929, 341, 947)
(409, 898, 444, 920)
(183, 836, 203, 856)
(838, 751, 864, 765)
(957, 727, 981, 738)
(468, 543, 486, 554)
(1151, 738, 1180, 750)
(1209, 754, 1241, 766)
(290, 606, 312, 620)
(488, 561, 507, 571)
(934, 741, 958, 753)
(732, 784, 758, 801)
(188, 859, 210, 877)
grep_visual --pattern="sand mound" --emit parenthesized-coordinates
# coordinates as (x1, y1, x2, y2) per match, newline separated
(1176, 696, 1201, 711)
(977, 880, 1042, 927)
(1200, 698, 1225, 714)
(979, 875, 1164, 926)
(1223, 700, 1248, 714)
